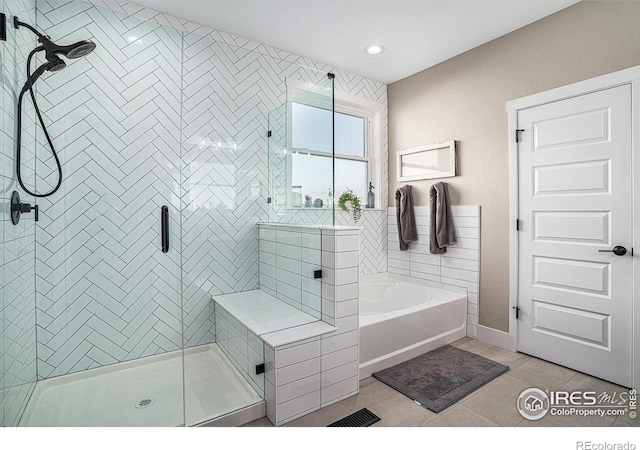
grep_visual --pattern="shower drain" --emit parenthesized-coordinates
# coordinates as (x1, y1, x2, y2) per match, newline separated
(135, 398, 156, 409)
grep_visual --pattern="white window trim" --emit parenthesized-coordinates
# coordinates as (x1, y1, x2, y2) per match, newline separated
(285, 77, 384, 209)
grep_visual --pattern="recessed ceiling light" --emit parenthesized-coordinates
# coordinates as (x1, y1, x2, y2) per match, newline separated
(365, 44, 384, 55)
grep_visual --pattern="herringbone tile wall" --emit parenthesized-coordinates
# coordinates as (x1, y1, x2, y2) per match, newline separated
(32, 0, 388, 379)
(35, 2, 184, 378)
(335, 210, 388, 275)
(1, 0, 38, 426)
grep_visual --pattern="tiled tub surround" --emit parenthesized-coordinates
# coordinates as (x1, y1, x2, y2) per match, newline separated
(33, 0, 387, 380)
(214, 225, 360, 426)
(388, 205, 480, 338)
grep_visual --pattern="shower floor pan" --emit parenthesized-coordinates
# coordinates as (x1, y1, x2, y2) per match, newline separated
(19, 344, 262, 427)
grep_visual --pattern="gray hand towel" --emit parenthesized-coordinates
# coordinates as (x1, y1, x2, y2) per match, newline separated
(395, 185, 418, 251)
(429, 181, 456, 254)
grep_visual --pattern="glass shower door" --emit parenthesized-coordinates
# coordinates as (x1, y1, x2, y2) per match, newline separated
(14, 7, 186, 427)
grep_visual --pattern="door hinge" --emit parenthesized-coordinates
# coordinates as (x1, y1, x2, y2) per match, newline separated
(515, 129, 524, 142)
(255, 363, 265, 375)
(516, 219, 520, 231)
(267, 130, 272, 137)
(512, 306, 520, 319)
(267, 197, 272, 204)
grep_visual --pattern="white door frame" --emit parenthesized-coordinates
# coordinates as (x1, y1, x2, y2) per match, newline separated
(507, 65, 640, 388)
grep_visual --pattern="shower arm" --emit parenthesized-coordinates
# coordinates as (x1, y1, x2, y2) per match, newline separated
(13, 16, 45, 39)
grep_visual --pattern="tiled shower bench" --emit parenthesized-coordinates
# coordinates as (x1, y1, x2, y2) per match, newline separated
(212, 224, 362, 426)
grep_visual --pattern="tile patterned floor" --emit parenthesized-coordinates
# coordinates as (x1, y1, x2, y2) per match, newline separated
(244, 338, 638, 427)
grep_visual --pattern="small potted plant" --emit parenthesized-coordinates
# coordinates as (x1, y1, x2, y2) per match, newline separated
(338, 189, 362, 222)
(304, 195, 312, 208)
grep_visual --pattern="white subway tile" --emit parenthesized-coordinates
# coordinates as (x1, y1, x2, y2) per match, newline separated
(323, 268, 335, 286)
(277, 340, 321, 367)
(321, 250, 335, 269)
(276, 255, 302, 275)
(278, 243, 301, 260)
(322, 345, 358, 371)
(321, 235, 335, 252)
(277, 357, 321, 386)
(277, 229, 302, 246)
(388, 249, 410, 261)
(441, 267, 478, 282)
(260, 262, 277, 279)
(453, 216, 480, 228)
(335, 235, 359, 252)
(467, 293, 478, 305)
(336, 251, 358, 269)
(301, 232, 321, 250)
(410, 261, 440, 276)
(322, 298, 335, 318)
(260, 240, 277, 255)
(336, 267, 359, 285)
(451, 205, 479, 217)
(441, 257, 478, 272)
(322, 330, 358, 354)
(321, 376, 358, 407)
(278, 390, 320, 423)
(301, 247, 321, 264)
(445, 247, 479, 261)
(449, 238, 479, 250)
(455, 227, 480, 239)
(321, 282, 335, 301)
(336, 299, 357, 318)
(441, 277, 478, 294)
(277, 374, 321, 404)
(322, 361, 359, 388)
(335, 283, 358, 302)
(264, 345, 275, 368)
(259, 228, 276, 241)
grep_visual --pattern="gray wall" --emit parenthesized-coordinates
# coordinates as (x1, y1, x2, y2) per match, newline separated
(387, 1, 640, 332)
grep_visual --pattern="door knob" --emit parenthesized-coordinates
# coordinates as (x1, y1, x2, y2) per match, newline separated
(599, 246, 627, 256)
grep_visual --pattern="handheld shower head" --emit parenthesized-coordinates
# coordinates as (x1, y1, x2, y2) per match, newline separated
(39, 36, 96, 60)
(13, 16, 97, 198)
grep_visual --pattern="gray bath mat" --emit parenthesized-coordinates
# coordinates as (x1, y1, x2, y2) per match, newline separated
(372, 345, 509, 413)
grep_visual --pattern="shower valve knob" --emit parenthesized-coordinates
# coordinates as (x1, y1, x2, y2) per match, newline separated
(10, 190, 39, 224)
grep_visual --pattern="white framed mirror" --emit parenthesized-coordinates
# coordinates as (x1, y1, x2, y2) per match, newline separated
(396, 140, 456, 182)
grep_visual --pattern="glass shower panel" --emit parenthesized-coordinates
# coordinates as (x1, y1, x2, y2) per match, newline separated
(16, 3, 185, 426)
(268, 75, 334, 225)
(1, 0, 38, 427)
(1, 0, 5, 426)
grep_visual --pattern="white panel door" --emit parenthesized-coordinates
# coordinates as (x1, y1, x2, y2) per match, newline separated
(517, 84, 632, 387)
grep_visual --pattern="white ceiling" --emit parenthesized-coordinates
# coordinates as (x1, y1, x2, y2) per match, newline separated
(129, 0, 581, 84)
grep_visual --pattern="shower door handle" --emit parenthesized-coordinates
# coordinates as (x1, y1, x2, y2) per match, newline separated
(161, 206, 169, 253)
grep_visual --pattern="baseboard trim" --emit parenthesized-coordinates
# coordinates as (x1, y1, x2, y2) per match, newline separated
(477, 325, 516, 352)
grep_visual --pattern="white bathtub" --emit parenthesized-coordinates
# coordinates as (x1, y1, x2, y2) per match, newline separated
(359, 272, 467, 379)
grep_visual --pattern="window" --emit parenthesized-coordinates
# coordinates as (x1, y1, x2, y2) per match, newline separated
(285, 78, 384, 210)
